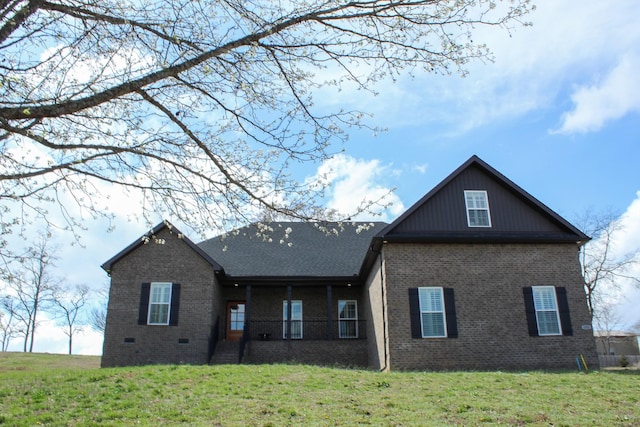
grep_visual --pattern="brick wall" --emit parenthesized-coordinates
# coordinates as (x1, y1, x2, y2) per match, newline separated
(244, 340, 368, 367)
(101, 227, 219, 367)
(363, 254, 388, 371)
(382, 242, 599, 371)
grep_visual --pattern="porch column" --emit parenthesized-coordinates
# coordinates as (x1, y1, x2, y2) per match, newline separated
(286, 285, 292, 341)
(326, 285, 333, 340)
(244, 285, 252, 339)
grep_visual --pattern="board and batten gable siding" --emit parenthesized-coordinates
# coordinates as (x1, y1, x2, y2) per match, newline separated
(101, 226, 219, 367)
(382, 242, 598, 370)
(390, 164, 570, 235)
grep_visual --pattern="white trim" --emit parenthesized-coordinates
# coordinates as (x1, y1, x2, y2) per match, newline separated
(418, 287, 447, 338)
(464, 190, 492, 227)
(148, 282, 172, 325)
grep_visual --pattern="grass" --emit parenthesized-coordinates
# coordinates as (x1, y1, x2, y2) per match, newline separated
(0, 353, 639, 426)
(0, 352, 100, 372)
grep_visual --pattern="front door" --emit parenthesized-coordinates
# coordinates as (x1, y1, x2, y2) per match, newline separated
(226, 301, 245, 342)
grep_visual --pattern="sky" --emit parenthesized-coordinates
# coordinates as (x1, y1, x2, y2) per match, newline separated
(4, 1, 640, 355)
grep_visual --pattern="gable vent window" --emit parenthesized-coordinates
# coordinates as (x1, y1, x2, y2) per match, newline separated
(464, 190, 492, 227)
(138, 282, 181, 326)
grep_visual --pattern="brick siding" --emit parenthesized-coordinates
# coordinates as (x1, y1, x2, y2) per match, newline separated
(102, 229, 598, 371)
(244, 340, 368, 367)
(363, 255, 388, 370)
(101, 227, 218, 367)
(379, 242, 599, 370)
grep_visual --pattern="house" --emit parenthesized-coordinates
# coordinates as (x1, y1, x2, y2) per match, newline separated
(594, 331, 640, 356)
(101, 155, 599, 370)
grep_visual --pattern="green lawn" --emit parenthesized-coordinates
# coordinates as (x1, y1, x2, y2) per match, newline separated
(0, 353, 638, 426)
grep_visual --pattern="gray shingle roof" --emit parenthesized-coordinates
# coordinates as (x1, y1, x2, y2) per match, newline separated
(198, 221, 387, 277)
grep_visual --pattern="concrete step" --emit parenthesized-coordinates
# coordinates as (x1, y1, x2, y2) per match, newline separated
(210, 341, 240, 364)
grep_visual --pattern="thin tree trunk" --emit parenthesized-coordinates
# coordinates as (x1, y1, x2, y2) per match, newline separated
(68, 325, 73, 355)
(28, 314, 36, 353)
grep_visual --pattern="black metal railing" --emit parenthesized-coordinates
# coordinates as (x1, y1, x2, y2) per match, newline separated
(247, 319, 366, 341)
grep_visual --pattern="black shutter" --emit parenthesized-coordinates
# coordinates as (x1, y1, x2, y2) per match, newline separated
(138, 283, 151, 325)
(555, 287, 573, 336)
(408, 288, 422, 339)
(169, 283, 181, 326)
(443, 288, 458, 338)
(522, 287, 538, 337)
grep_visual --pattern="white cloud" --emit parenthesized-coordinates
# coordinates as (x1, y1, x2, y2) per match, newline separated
(595, 191, 640, 329)
(555, 55, 640, 134)
(611, 191, 640, 258)
(413, 163, 429, 174)
(310, 154, 404, 222)
(309, 2, 640, 136)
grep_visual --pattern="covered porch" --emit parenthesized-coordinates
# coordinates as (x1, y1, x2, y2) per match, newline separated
(211, 283, 369, 366)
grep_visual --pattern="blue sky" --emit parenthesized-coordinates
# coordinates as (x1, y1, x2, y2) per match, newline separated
(7, 1, 639, 355)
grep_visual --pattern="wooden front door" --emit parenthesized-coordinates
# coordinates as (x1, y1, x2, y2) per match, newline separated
(226, 301, 245, 342)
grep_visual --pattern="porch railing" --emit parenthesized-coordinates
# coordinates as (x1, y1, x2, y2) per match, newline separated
(246, 319, 367, 341)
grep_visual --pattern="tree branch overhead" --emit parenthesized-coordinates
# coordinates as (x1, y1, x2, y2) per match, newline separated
(1, 0, 534, 242)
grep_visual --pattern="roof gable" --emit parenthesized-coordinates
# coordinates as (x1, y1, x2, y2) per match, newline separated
(101, 221, 223, 274)
(198, 221, 387, 278)
(378, 155, 589, 243)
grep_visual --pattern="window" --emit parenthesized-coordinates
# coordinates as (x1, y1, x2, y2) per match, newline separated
(523, 286, 572, 337)
(283, 300, 303, 339)
(148, 282, 172, 325)
(138, 282, 180, 326)
(229, 303, 245, 333)
(409, 288, 458, 339)
(464, 190, 491, 227)
(418, 287, 447, 338)
(338, 300, 358, 339)
(532, 286, 561, 336)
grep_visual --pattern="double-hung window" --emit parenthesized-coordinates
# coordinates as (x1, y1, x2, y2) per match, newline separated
(464, 190, 491, 227)
(338, 300, 358, 339)
(418, 287, 447, 338)
(532, 286, 562, 336)
(283, 300, 303, 339)
(138, 282, 180, 326)
(148, 282, 172, 325)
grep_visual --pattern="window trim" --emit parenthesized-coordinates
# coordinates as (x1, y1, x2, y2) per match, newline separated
(147, 282, 173, 325)
(338, 300, 358, 339)
(283, 300, 303, 339)
(418, 287, 447, 338)
(464, 190, 492, 228)
(532, 286, 562, 336)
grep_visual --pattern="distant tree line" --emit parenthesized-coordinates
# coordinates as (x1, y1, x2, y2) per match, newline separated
(0, 230, 106, 354)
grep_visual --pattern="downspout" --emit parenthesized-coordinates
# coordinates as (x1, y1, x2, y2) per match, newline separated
(379, 246, 390, 372)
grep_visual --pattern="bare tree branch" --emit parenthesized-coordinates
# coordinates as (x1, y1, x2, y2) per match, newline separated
(577, 210, 640, 315)
(1, 0, 535, 258)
